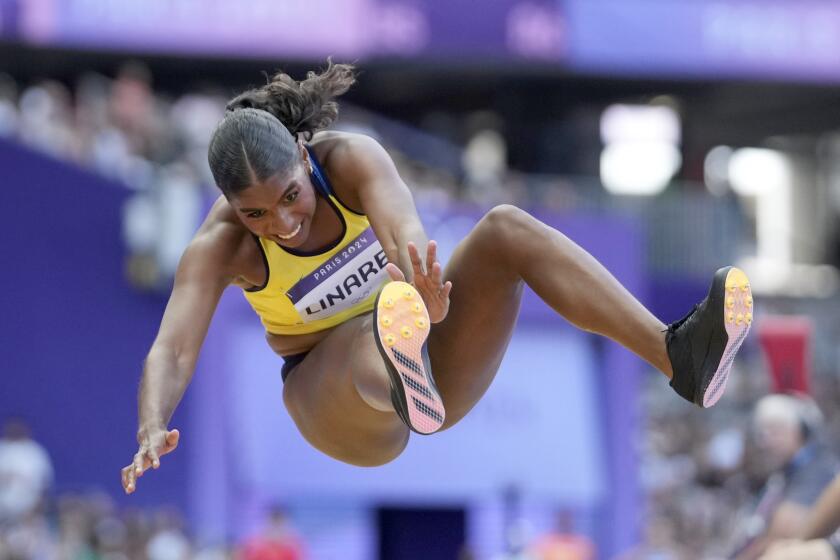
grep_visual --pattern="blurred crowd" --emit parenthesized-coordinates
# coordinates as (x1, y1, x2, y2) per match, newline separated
(0, 416, 306, 560)
(626, 347, 840, 560)
(0, 63, 221, 193)
(0, 61, 489, 200)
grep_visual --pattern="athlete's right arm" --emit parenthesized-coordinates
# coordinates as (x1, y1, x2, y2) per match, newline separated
(121, 221, 241, 494)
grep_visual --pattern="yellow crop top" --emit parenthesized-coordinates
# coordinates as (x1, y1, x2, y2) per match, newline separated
(242, 147, 390, 335)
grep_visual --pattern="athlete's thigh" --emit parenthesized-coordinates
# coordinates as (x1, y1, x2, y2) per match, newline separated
(282, 314, 409, 467)
(429, 219, 524, 428)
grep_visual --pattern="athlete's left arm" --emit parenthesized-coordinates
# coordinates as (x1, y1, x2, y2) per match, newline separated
(329, 135, 429, 281)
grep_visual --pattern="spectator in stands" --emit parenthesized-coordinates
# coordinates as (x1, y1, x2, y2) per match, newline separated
(527, 509, 595, 560)
(0, 417, 55, 559)
(0, 417, 53, 524)
(757, 470, 840, 559)
(730, 394, 838, 559)
(147, 507, 192, 560)
(0, 73, 18, 137)
(238, 506, 305, 560)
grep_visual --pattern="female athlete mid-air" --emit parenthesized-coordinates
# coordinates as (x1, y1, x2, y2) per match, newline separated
(121, 61, 752, 493)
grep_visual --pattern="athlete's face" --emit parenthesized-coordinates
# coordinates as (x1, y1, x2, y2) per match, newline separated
(231, 148, 318, 248)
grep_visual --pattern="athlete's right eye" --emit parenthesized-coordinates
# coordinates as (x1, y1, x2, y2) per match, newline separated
(247, 210, 265, 219)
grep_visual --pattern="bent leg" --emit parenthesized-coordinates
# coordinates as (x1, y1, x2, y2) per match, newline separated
(281, 314, 409, 467)
(429, 205, 670, 428)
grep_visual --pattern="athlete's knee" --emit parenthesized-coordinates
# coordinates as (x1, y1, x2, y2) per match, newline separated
(475, 204, 538, 256)
(482, 204, 535, 236)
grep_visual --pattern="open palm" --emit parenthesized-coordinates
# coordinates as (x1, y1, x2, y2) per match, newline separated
(385, 240, 452, 323)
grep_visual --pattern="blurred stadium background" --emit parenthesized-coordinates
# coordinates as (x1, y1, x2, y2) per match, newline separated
(2, 0, 840, 558)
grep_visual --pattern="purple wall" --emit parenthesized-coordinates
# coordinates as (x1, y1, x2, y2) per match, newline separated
(0, 139, 188, 511)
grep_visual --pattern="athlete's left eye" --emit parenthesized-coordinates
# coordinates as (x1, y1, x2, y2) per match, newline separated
(285, 191, 299, 203)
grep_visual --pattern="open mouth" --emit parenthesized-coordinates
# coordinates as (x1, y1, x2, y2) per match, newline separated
(275, 222, 302, 241)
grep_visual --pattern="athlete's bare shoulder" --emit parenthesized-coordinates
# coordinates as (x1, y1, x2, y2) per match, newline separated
(308, 131, 397, 210)
(309, 130, 386, 166)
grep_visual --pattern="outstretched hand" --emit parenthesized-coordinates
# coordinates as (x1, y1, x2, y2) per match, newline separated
(385, 240, 452, 324)
(121, 428, 180, 494)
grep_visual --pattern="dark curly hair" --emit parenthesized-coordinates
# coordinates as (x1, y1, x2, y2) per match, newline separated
(208, 60, 356, 197)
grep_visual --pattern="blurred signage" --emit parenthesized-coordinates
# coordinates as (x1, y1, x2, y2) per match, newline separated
(4, 0, 567, 60)
(566, 0, 840, 82)
(4, 0, 839, 82)
(14, 0, 370, 57)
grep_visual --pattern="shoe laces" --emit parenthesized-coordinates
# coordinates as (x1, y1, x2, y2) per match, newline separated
(666, 303, 701, 335)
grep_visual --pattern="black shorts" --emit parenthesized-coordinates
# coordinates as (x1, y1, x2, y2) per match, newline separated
(281, 352, 309, 382)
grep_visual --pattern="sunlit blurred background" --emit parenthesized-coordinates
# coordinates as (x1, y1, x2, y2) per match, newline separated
(2, 1, 840, 559)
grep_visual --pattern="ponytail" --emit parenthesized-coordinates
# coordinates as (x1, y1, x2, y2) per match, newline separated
(226, 59, 356, 140)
